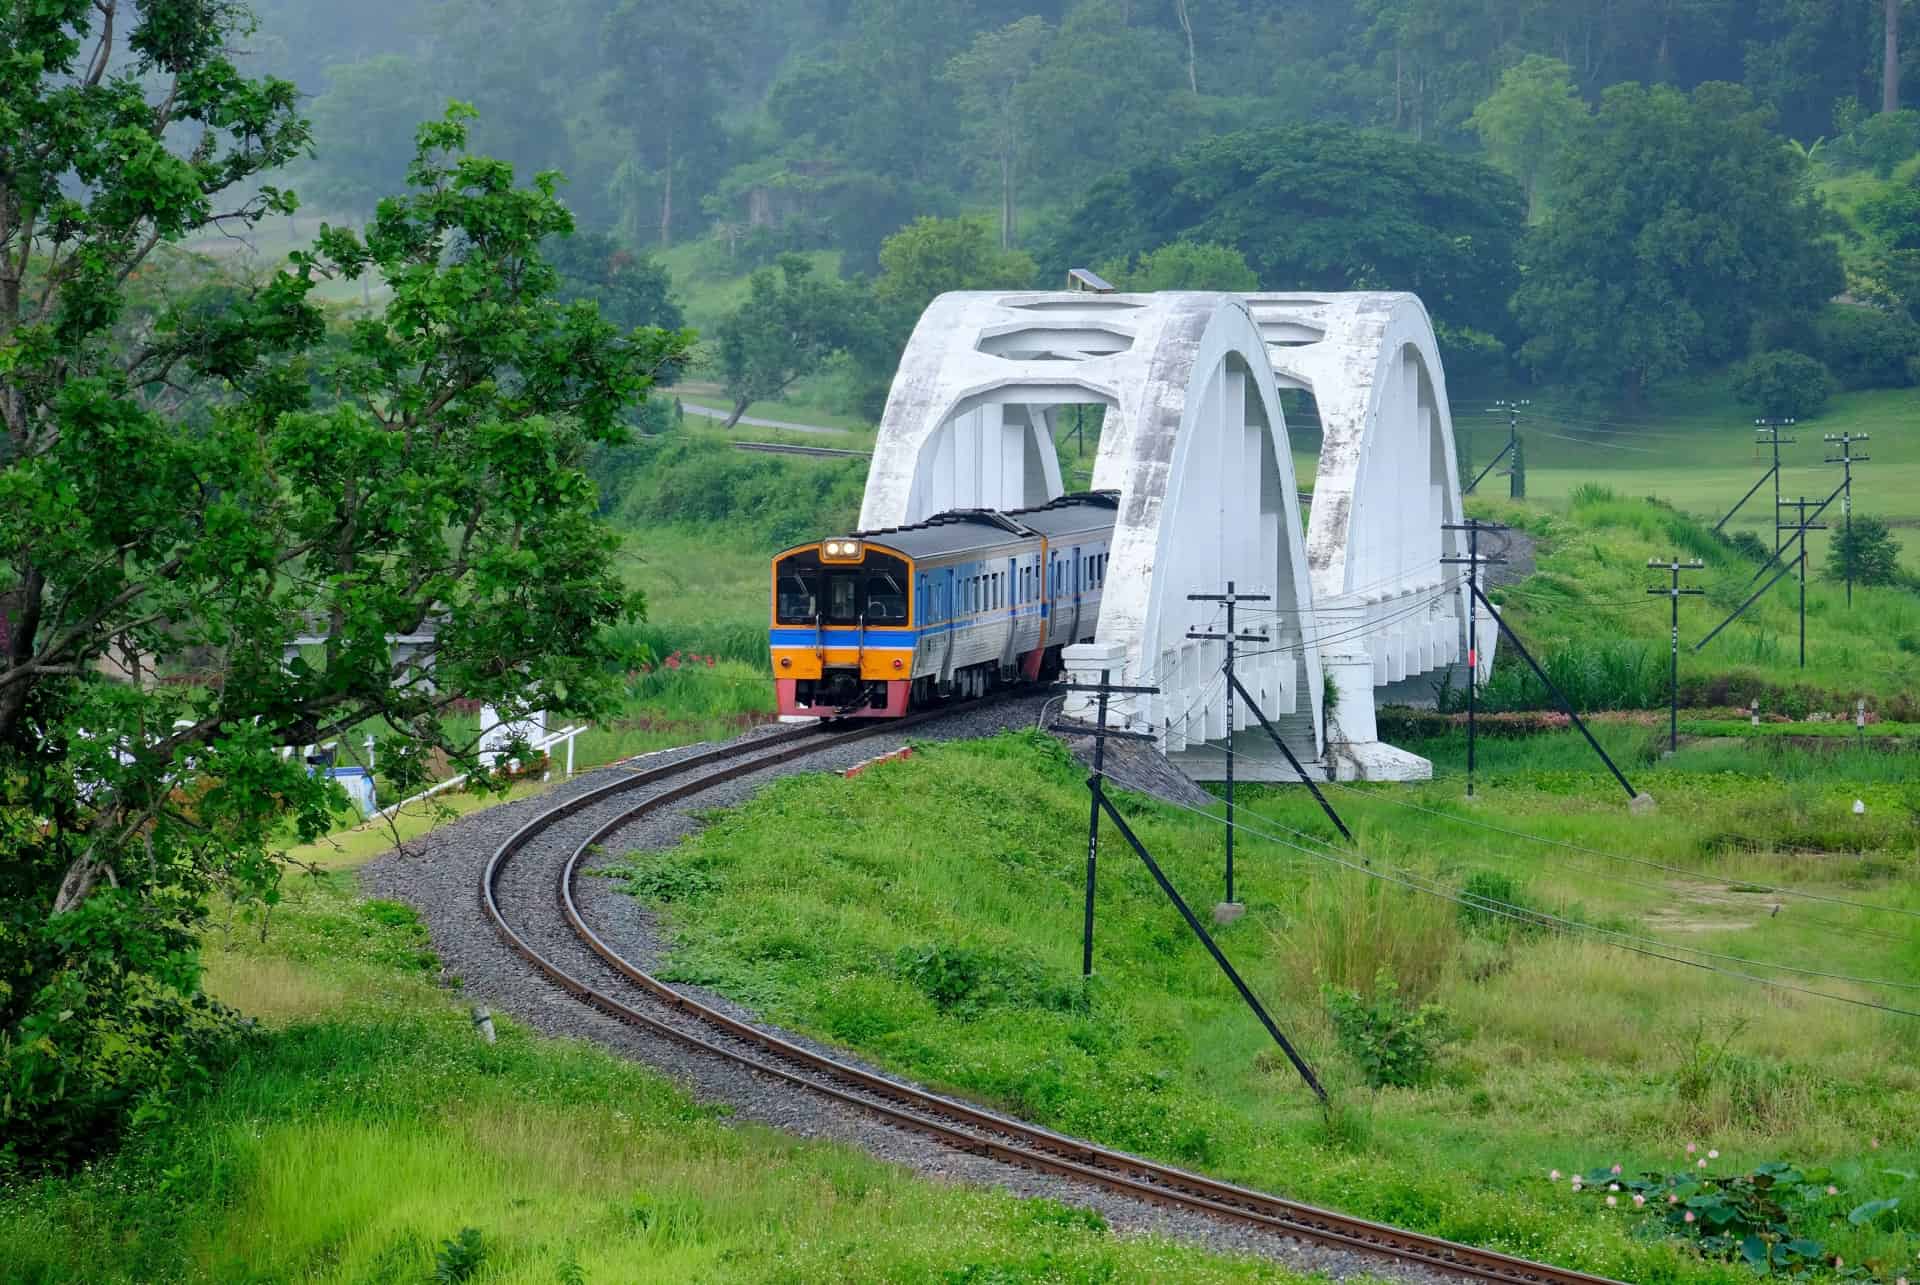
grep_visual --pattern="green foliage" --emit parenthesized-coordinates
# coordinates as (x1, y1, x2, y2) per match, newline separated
(1468, 55, 1588, 219)
(614, 436, 865, 546)
(433, 1227, 487, 1283)
(1729, 350, 1837, 419)
(1321, 972, 1453, 1089)
(1457, 870, 1543, 939)
(715, 255, 872, 427)
(1825, 516, 1904, 587)
(1515, 83, 1844, 402)
(892, 943, 1080, 1018)
(1098, 241, 1259, 292)
(1478, 638, 1667, 712)
(1053, 124, 1525, 340)
(874, 216, 1037, 314)
(1809, 305, 1920, 390)
(1, 46, 688, 1167)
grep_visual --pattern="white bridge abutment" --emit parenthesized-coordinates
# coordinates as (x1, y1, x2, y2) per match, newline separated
(861, 289, 1485, 782)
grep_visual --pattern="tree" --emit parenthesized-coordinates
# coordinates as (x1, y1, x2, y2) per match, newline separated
(943, 17, 1054, 249)
(1052, 125, 1525, 340)
(0, 13, 688, 1168)
(1468, 55, 1588, 220)
(1513, 82, 1844, 403)
(1887, 0, 1902, 114)
(1729, 350, 1837, 418)
(715, 256, 868, 428)
(1099, 241, 1259, 290)
(873, 217, 1038, 315)
(601, 0, 741, 246)
(1825, 514, 1904, 585)
(303, 56, 443, 216)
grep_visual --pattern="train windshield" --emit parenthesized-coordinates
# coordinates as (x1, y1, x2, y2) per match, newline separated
(866, 572, 907, 623)
(826, 574, 861, 623)
(776, 567, 819, 624)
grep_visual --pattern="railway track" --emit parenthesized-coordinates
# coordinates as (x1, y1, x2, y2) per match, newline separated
(479, 709, 1621, 1285)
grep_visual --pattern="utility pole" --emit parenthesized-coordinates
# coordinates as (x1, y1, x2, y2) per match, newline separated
(1442, 519, 1507, 798)
(1777, 497, 1827, 668)
(1823, 432, 1870, 607)
(1646, 557, 1705, 754)
(1188, 582, 1270, 909)
(1068, 668, 1157, 977)
(1756, 418, 1797, 554)
(1467, 399, 1530, 497)
(1065, 667, 1325, 1101)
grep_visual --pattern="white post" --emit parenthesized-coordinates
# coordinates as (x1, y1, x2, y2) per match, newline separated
(364, 734, 376, 771)
(565, 730, 576, 777)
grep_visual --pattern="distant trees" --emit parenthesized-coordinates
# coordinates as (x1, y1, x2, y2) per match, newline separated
(1054, 125, 1526, 340)
(303, 57, 440, 215)
(1729, 351, 1836, 420)
(715, 257, 871, 428)
(943, 17, 1052, 250)
(1099, 242, 1259, 292)
(1826, 515, 1904, 586)
(1513, 83, 1844, 404)
(1469, 56, 1587, 220)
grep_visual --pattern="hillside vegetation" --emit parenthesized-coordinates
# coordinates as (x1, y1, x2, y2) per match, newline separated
(613, 731, 1920, 1283)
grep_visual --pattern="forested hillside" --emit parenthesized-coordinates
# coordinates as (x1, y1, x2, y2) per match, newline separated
(234, 0, 1920, 417)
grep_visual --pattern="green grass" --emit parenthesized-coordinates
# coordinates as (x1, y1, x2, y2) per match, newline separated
(0, 872, 1336, 1284)
(1469, 485, 1920, 707)
(612, 730, 1920, 1283)
(1477, 382, 1920, 577)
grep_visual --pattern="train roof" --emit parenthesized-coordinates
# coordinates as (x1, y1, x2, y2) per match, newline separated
(849, 491, 1119, 559)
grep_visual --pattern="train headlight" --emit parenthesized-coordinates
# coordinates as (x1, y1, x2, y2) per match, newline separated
(821, 539, 864, 561)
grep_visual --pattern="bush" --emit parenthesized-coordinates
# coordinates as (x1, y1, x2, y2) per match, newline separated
(1322, 971, 1453, 1089)
(1728, 350, 1835, 420)
(1809, 304, 1920, 390)
(1824, 514, 1904, 587)
(616, 437, 865, 546)
(1457, 870, 1546, 939)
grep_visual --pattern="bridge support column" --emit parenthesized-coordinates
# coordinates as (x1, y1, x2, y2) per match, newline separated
(1317, 597, 1433, 783)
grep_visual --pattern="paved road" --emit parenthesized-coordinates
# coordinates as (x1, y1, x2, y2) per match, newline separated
(678, 400, 843, 437)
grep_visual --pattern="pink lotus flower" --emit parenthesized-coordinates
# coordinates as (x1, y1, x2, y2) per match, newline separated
(1707, 1149, 1719, 1159)
(1549, 1170, 1560, 1180)
(1684, 1211, 1695, 1223)
(1686, 1143, 1697, 1154)
(1668, 1194, 1679, 1204)
(1633, 1194, 1646, 1207)
(1872, 1138, 1882, 1149)
(1608, 1184, 1620, 1192)
(1697, 1159, 1708, 1168)
(1827, 1185, 1839, 1196)
(1611, 1164, 1623, 1175)
(1606, 1195, 1617, 1207)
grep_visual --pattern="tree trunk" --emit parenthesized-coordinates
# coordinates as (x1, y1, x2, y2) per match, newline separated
(1886, 0, 1902, 114)
(1175, 0, 1198, 94)
(723, 396, 749, 430)
(659, 136, 674, 248)
(1001, 152, 1014, 250)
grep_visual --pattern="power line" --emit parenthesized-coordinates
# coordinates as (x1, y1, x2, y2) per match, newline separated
(1097, 777, 1920, 1017)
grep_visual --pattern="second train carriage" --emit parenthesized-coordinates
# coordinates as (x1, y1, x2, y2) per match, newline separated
(770, 492, 1119, 719)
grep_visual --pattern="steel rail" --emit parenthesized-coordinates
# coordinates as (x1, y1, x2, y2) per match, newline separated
(480, 711, 1623, 1285)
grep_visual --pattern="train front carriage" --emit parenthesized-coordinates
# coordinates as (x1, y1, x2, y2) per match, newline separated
(770, 538, 916, 717)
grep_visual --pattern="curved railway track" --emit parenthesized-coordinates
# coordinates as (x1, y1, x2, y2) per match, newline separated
(479, 709, 1621, 1285)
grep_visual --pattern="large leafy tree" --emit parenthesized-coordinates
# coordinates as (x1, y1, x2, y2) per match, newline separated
(1513, 81, 1844, 403)
(714, 255, 870, 428)
(943, 16, 1053, 250)
(1052, 124, 1525, 340)
(0, 2, 686, 1167)
(1468, 55, 1588, 220)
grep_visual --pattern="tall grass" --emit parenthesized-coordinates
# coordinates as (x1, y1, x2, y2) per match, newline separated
(1274, 866, 1456, 1000)
(1478, 636, 1667, 712)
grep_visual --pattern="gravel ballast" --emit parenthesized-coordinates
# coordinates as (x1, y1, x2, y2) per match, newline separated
(360, 695, 1458, 1283)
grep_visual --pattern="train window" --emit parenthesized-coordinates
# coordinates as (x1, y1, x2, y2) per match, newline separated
(867, 571, 906, 623)
(826, 574, 861, 623)
(777, 570, 819, 624)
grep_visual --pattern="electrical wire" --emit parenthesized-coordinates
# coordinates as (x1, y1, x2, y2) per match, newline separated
(1090, 770, 1920, 1017)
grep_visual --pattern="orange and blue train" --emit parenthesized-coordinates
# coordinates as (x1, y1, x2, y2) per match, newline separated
(769, 492, 1118, 718)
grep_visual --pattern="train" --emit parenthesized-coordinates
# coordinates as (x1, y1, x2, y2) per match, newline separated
(769, 492, 1119, 718)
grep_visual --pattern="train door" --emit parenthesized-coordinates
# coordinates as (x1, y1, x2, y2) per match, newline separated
(939, 567, 956, 681)
(1000, 556, 1019, 671)
(1066, 544, 1082, 643)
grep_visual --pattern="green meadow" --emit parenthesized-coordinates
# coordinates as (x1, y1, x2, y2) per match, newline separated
(613, 730, 1920, 1284)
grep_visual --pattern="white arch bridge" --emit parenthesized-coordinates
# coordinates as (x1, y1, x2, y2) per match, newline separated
(857, 290, 1497, 781)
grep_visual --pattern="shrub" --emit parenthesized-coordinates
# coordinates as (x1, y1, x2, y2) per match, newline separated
(891, 943, 1079, 1017)
(1824, 514, 1904, 586)
(1457, 870, 1546, 939)
(1810, 304, 1920, 389)
(433, 1228, 486, 1283)
(1726, 530, 1769, 563)
(1729, 350, 1835, 420)
(1322, 971, 1453, 1089)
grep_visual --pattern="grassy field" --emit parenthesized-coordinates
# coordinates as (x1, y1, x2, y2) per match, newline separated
(612, 730, 1920, 1284)
(1463, 382, 1920, 576)
(0, 869, 1335, 1283)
